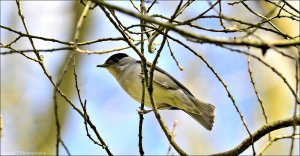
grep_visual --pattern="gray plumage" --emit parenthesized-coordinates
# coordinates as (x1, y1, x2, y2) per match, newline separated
(97, 53, 215, 130)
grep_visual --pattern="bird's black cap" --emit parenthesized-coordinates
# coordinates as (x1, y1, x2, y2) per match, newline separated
(105, 53, 128, 64)
(97, 53, 129, 68)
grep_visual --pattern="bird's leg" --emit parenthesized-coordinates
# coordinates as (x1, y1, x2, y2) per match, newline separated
(137, 104, 176, 114)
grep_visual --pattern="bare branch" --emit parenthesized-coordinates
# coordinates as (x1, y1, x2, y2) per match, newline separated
(211, 116, 300, 156)
(92, 0, 300, 48)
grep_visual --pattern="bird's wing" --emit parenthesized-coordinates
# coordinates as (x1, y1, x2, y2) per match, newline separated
(137, 61, 194, 97)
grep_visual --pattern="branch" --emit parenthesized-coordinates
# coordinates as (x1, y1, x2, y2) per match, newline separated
(210, 116, 300, 156)
(73, 1, 113, 155)
(138, 1, 146, 155)
(92, 0, 300, 48)
(0, 25, 123, 46)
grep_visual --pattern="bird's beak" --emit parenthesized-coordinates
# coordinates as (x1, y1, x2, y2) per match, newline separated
(96, 63, 109, 68)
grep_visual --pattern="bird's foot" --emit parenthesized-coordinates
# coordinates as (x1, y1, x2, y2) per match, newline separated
(137, 109, 153, 115)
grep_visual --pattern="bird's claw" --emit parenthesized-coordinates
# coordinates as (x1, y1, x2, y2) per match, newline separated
(137, 109, 152, 115)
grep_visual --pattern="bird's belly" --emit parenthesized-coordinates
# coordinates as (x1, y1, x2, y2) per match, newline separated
(119, 76, 173, 108)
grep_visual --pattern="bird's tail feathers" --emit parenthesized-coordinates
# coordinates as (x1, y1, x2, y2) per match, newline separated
(188, 97, 215, 130)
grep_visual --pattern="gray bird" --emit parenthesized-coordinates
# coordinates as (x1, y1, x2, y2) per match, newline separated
(97, 53, 215, 130)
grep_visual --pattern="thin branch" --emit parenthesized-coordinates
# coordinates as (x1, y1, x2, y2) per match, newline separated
(166, 39, 184, 71)
(182, 0, 220, 24)
(60, 140, 72, 156)
(0, 46, 72, 54)
(6, 35, 22, 47)
(1, 43, 137, 55)
(258, 134, 299, 155)
(16, 0, 83, 115)
(92, 0, 300, 48)
(167, 120, 179, 155)
(167, 35, 254, 147)
(157, 14, 298, 38)
(220, 46, 299, 104)
(53, 91, 71, 156)
(53, 52, 74, 156)
(2, 46, 41, 63)
(217, 0, 228, 31)
(281, 0, 300, 15)
(16, 2, 86, 156)
(247, 47, 270, 141)
(0, 25, 124, 46)
(129, 0, 140, 12)
(241, 1, 292, 39)
(0, 25, 71, 45)
(146, 0, 156, 13)
(290, 54, 299, 155)
(210, 116, 300, 156)
(15, 1, 113, 156)
(76, 41, 142, 54)
(265, 0, 300, 18)
(82, 100, 104, 147)
(73, 2, 112, 155)
(147, 29, 187, 156)
(138, 1, 146, 155)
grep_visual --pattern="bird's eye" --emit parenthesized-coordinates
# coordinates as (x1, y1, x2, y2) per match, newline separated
(107, 59, 114, 64)
(113, 58, 120, 63)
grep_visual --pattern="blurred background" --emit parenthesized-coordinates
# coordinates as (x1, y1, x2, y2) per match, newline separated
(1, 1, 299, 155)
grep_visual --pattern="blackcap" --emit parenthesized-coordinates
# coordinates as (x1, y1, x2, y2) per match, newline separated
(97, 53, 215, 130)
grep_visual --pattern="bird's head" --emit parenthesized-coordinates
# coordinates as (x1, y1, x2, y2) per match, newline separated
(97, 53, 134, 77)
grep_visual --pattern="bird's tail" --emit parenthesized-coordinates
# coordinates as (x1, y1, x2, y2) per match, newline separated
(187, 97, 215, 130)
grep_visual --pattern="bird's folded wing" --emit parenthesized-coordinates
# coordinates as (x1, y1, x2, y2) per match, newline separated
(138, 71, 179, 90)
(137, 60, 194, 96)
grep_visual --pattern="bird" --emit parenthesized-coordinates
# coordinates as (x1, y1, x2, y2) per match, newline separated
(97, 53, 215, 130)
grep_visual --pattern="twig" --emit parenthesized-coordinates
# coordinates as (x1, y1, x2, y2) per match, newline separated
(146, 0, 156, 13)
(220, 46, 300, 104)
(281, 0, 300, 15)
(166, 39, 184, 71)
(0, 114, 3, 138)
(290, 54, 299, 155)
(265, 0, 300, 18)
(92, 0, 300, 48)
(0, 25, 123, 46)
(1, 46, 72, 54)
(130, 0, 140, 12)
(82, 100, 104, 147)
(73, 1, 112, 155)
(146, 0, 182, 53)
(211, 116, 300, 156)
(241, 1, 292, 39)
(138, 1, 146, 155)
(53, 52, 74, 156)
(16, 0, 83, 114)
(1, 43, 137, 55)
(3, 46, 41, 63)
(182, 0, 220, 24)
(258, 134, 299, 155)
(247, 47, 270, 141)
(60, 140, 72, 156)
(147, 29, 187, 155)
(15, 1, 85, 156)
(168, 35, 254, 148)
(6, 35, 22, 47)
(53, 91, 71, 156)
(143, 1, 191, 153)
(167, 120, 179, 155)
